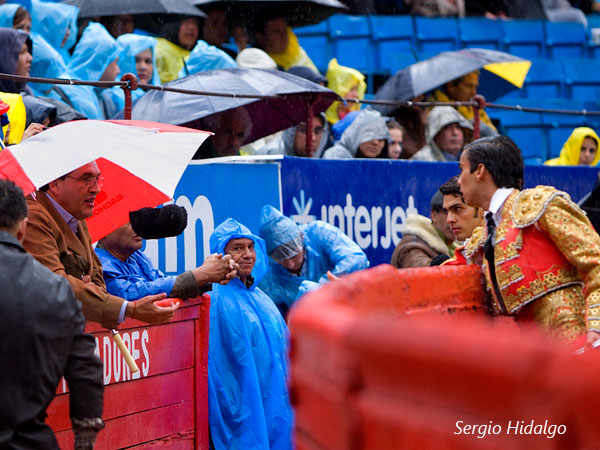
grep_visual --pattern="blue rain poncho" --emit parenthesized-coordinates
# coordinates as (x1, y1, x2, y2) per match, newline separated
(178, 40, 236, 78)
(95, 247, 176, 301)
(101, 34, 161, 119)
(29, 33, 67, 96)
(48, 22, 122, 119)
(0, 4, 19, 28)
(4, 1, 31, 13)
(207, 218, 293, 450)
(259, 205, 369, 315)
(31, 0, 78, 63)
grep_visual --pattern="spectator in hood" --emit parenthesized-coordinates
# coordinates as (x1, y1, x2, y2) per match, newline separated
(411, 106, 473, 162)
(207, 218, 293, 449)
(258, 205, 369, 318)
(323, 108, 390, 159)
(0, 27, 32, 94)
(325, 58, 366, 124)
(0, 4, 30, 32)
(178, 40, 236, 78)
(255, 113, 330, 158)
(48, 22, 122, 120)
(31, 0, 78, 63)
(545, 127, 600, 167)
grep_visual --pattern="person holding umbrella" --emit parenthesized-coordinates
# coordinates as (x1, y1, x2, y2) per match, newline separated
(429, 71, 498, 135)
(22, 161, 179, 329)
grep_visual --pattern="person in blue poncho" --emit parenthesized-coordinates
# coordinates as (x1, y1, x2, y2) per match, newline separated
(101, 33, 162, 119)
(259, 205, 369, 318)
(48, 22, 122, 120)
(0, 4, 30, 32)
(31, 0, 78, 63)
(208, 218, 293, 450)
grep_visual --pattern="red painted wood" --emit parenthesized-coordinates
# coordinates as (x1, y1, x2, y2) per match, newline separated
(48, 296, 210, 450)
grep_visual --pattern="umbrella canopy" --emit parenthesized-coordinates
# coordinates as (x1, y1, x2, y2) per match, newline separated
(132, 67, 338, 143)
(0, 120, 210, 241)
(64, 0, 206, 18)
(374, 48, 532, 115)
(192, 0, 346, 27)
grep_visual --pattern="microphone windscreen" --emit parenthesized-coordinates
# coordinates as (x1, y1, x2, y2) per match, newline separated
(129, 205, 188, 240)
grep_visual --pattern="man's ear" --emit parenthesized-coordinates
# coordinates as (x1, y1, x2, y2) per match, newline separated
(475, 163, 486, 180)
(47, 179, 60, 196)
(16, 217, 27, 243)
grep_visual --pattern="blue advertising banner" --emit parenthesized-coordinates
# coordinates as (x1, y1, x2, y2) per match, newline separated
(280, 157, 599, 265)
(142, 162, 281, 275)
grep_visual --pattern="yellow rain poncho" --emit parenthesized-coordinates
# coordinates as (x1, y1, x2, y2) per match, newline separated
(545, 127, 600, 166)
(0, 92, 25, 145)
(155, 38, 190, 84)
(429, 89, 497, 133)
(268, 27, 317, 72)
(325, 58, 366, 124)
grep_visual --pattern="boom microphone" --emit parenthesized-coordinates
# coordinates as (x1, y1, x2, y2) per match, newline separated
(129, 205, 188, 240)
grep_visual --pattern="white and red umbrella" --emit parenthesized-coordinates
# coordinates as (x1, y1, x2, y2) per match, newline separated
(0, 120, 211, 241)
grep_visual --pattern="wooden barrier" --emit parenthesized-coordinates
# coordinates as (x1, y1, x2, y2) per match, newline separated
(289, 264, 600, 450)
(46, 295, 210, 450)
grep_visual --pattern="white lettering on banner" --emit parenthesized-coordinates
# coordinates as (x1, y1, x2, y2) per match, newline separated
(175, 195, 214, 271)
(98, 331, 151, 385)
(314, 193, 418, 250)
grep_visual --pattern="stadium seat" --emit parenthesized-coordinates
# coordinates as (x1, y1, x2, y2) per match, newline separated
(369, 15, 415, 73)
(563, 58, 600, 100)
(328, 14, 374, 73)
(547, 127, 576, 159)
(414, 17, 459, 53)
(295, 21, 330, 71)
(524, 58, 565, 98)
(458, 17, 503, 50)
(501, 20, 545, 58)
(386, 52, 417, 74)
(545, 21, 586, 58)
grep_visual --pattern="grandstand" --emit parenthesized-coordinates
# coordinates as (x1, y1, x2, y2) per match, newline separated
(295, 14, 600, 164)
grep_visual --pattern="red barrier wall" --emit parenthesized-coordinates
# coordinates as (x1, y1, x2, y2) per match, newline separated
(46, 295, 210, 450)
(289, 264, 600, 450)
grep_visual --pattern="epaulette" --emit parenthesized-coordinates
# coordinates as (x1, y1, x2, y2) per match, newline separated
(463, 225, 485, 258)
(512, 186, 572, 228)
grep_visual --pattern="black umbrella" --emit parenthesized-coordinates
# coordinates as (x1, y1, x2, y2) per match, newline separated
(132, 67, 338, 143)
(192, 0, 346, 28)
(374, 48, 531, 115)
(64, 0, 206, 18)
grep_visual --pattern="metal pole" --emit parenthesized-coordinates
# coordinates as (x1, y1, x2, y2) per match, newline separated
(120, 73, 139, 121)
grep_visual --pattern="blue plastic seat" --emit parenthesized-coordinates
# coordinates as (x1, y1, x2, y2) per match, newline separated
(563, 58, 600, 100)
(547, 127, 578, 159)
(369, 15, 415, 72)
(386, 51, 417, 74)
(294, 21, 330, 72)
(501, 20, 545, 58)
(458, 17, 502, 50)
(328, 14, 374, 73)
(545, 21, 586, 58)
(414, 17, 459, 53)
(524, 58, 565, 98)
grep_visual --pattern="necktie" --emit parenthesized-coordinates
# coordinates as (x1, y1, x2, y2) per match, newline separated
(484, 212, 507, 314)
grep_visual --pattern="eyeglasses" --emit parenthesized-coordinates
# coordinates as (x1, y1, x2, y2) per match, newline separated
(65, 175, 104, 189)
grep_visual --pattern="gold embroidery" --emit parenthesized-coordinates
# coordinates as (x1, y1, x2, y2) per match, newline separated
(496, 231, 523, 265)
(502, 267, 582, 312)
(464, 226, 484, 257)
(512, 186, 573, 228)
(496, 264, 524, 290)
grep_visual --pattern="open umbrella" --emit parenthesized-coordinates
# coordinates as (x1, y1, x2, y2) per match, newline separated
(0, 120, 210, 241)
(132, 67, 338, 143)
(374, 48, 532, 115)
(192, 0, 346, 28)
(64, 0, 206, 18)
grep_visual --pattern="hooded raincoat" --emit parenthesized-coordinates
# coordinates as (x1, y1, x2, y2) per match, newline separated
(322, 108, 389, 159)
(430, 88, 497, 133)
(0, 4, 19, 28)
(101, 34, 161, 119)
(266, 26, 317, 72)
(258, 205, 369, 316)
(49, 22, 122, 119)
(545, 127, 600, 166)
(325, 58, 366, 124)
(208, 218, 292, 450)
(411, 105, 473, 162)
(31, 0, 78, 63)
(255, 115, 330, 158)
(155, 38, 190, 84)
(0, 92, 25, 144)
(29, 33, 67, 96)
(0, 28, 31, 94)
(178, 40, 236, 78)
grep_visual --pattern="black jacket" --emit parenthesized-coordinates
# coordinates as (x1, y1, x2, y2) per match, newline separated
(0, 231, 103, 449)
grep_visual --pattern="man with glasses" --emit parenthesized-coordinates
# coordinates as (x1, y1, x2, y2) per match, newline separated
(23, 161, 177, 329)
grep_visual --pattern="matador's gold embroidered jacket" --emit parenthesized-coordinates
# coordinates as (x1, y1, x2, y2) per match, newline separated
(460, 186, 600, 332)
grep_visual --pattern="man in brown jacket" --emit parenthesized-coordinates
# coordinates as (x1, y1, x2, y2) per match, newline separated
(23, 161, 230, 329)
(390, 191, 457, 268)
